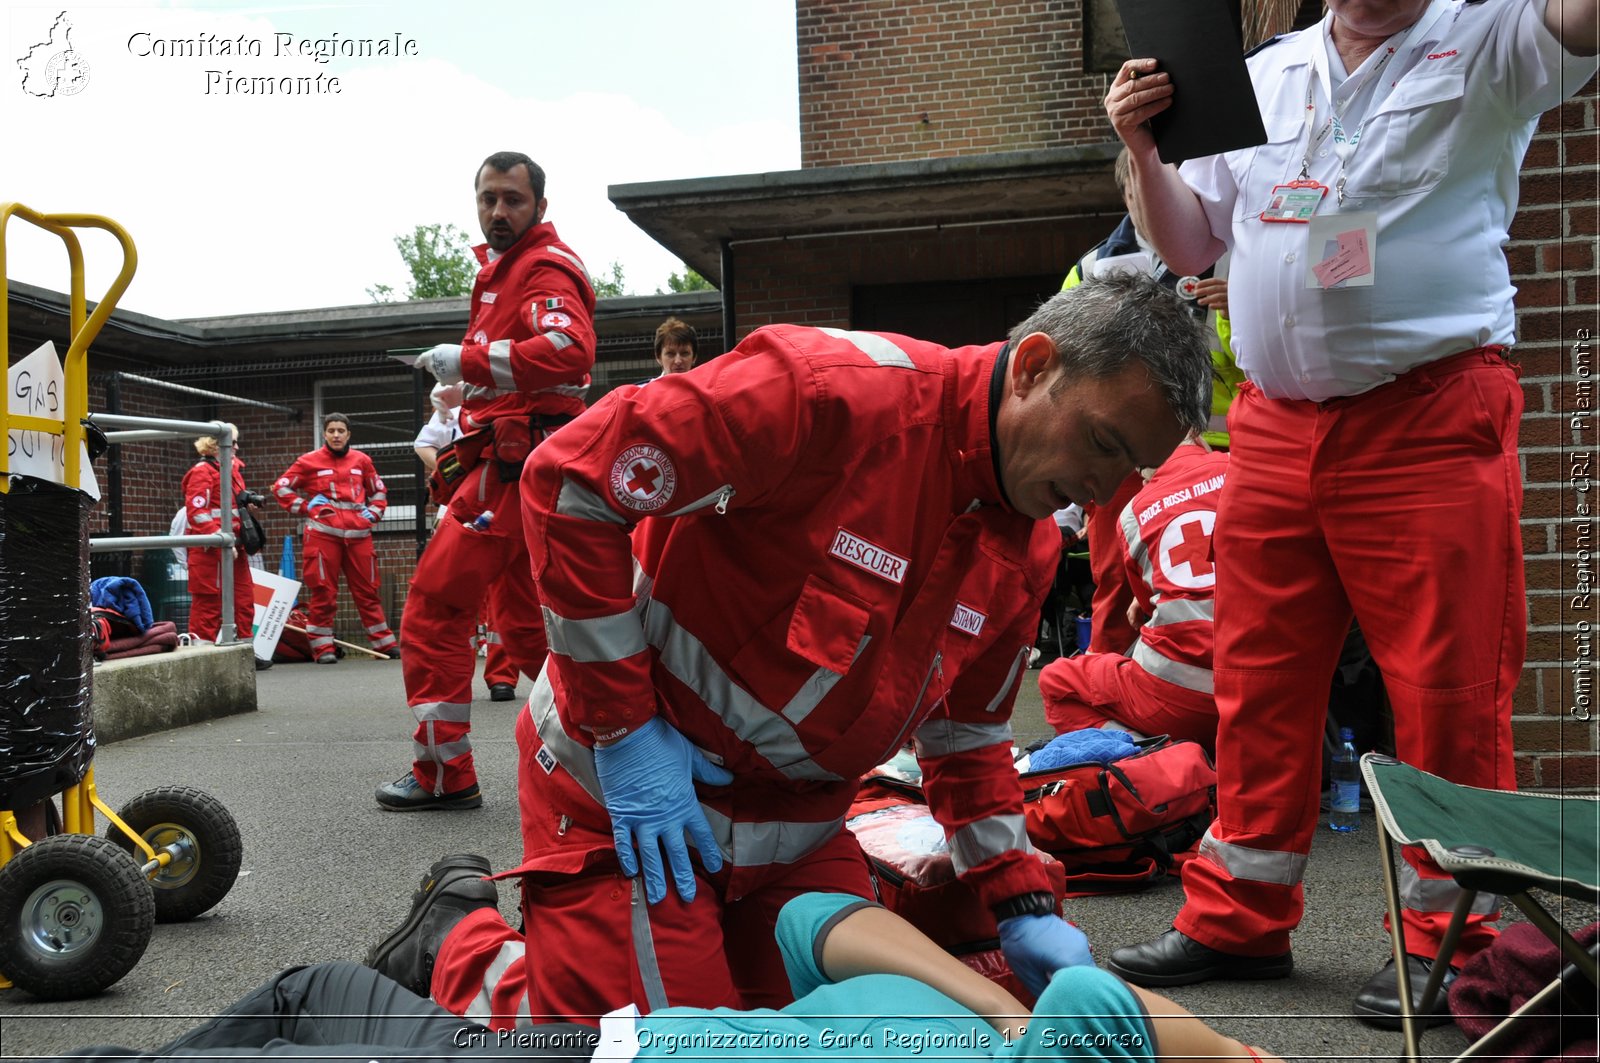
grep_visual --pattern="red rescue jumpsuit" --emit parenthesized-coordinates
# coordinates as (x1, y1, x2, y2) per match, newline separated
(1040, 444, 1227, 753)
(400, 222, 595, 795)
(273, 446, 395, 660)
(431, 327, 1061, 1027)
(181, 456, 255, 643)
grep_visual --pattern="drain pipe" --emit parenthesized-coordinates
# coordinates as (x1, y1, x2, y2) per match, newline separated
(719, 238, 736, 354)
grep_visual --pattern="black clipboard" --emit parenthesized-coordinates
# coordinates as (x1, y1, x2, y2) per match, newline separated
(1114, 0, 1268, 164)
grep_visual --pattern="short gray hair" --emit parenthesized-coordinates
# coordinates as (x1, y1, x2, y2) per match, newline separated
(1008, 271, 1210, 435)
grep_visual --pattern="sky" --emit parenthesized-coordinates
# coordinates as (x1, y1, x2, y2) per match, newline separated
(3, 1, 799, 320)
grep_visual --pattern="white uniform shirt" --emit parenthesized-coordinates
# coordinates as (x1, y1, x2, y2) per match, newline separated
(413, 410, 462, 451)
(1180, 0, 1597, 401)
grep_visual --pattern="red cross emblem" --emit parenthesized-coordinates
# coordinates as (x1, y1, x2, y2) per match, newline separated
(1169, 519, 1214, 577)
(1157, 511, 1217, 590)
(609, 444, 677, 512)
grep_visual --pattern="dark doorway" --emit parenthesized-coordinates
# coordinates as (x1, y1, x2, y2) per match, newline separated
(852, 274, 1064, 349)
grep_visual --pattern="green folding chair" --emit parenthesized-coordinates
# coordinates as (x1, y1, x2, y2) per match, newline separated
(1361, 754, 1600, 1061)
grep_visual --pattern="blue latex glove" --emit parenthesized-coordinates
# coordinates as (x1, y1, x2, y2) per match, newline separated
(306, 493, 332, 516)
(361, 507, 380, 524)
(998, 913, 1094, 996)
(592, 716, 734, 904)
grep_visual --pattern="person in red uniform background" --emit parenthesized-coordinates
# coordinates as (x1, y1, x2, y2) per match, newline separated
(364, 272, 1214, 1026)
(1039, 438, 1226, 753)
(273, 413, 397, 664)
(181, 427, 257, 644)
(378, 150, 596, 812)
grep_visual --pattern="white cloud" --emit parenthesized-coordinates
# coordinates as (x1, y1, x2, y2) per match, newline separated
(4, 3, 798, 319)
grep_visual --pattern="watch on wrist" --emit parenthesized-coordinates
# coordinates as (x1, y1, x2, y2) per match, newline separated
(991, 891, 1058, 922)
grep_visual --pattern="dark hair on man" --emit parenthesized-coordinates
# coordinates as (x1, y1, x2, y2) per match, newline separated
(1008, 271, 1210, 435)
(476, 151, 546, 201)
(654, 317, 698, 358)
(323, 412, 351, 430)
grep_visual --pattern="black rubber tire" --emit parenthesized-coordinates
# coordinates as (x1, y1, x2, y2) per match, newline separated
(107, 786, 243, 923)
(0, 834, 155, 1000)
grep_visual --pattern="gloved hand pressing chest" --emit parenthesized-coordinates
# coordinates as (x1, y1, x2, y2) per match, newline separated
(592, 716, 734, 905)
(997, 913, 1094, 997)
(307, 493, 334, 517)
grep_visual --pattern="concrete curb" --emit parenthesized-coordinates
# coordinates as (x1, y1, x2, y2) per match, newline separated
(90, 642, 257, 744)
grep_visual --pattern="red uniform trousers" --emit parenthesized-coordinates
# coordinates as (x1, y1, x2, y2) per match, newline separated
(1083, 472, 1142, 653)
(430, 701, 875, 1028)
(1174, 351, 1522, 965)
(303, 530, 395, 659)
(1038, 651, 1218, 755)
(401, 467, 547, 793)
(481, 578, 520, 689)
(186, 547, 254, 643)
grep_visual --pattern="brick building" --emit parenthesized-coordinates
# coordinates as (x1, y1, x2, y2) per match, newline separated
(608, 0, 1598, 789)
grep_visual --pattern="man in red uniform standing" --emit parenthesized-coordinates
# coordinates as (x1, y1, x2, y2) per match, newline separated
(364, 272, 1214, 1025)
(1039, 438, 1226, 753)
(274, 413, 397, 663)
(376, 150, 595, 811)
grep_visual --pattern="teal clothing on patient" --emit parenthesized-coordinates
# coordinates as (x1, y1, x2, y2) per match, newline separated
(636, 893, 1156, 1062)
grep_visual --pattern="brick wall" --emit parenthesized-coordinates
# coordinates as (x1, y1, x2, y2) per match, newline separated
(1510, 76, 1600, 791)
(797, 0, 1109, 167)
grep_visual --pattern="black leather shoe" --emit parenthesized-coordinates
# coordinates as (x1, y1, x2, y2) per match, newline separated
(489, 683, 516, 702)
(364, 854, 497, 997)
(1353, 954, 1458, 1029)
(375, 771, 482, 811)
(385, 647, 402, 660)
(1107, 929, 1293, 987)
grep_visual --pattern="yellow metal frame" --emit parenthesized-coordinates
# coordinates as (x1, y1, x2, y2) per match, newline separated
(0, 202, 138, 493)
(0, 204, 138, 989)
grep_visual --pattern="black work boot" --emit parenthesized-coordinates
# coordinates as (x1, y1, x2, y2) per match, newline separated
(364, 854, 497, 997)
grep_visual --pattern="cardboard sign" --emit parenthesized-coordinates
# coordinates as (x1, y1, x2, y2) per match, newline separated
(249, 567, 301, 659)
(6, 340, 100, 498)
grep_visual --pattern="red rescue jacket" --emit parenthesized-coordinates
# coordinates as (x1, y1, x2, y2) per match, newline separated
(182, 456, 248, 538)
(522, 326, 1060, 906)
(273, 446, 387, 541)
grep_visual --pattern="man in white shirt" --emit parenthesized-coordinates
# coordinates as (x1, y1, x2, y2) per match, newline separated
(1099, 0, 1597, 1027)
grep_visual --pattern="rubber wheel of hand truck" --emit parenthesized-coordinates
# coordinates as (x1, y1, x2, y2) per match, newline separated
(106, 786, 243, 923)
(0, 834, 155, 1000)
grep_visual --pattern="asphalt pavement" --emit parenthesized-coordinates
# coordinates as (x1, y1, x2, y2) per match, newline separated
(3, 656, 1579, 1060)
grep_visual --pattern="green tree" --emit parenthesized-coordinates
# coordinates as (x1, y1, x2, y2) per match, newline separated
(661, 264, 715, 293)
(368, 223, 475, 302)
(590, 260, 628, 299)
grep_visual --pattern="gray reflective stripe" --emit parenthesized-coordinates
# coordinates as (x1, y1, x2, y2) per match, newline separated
(913, 718, 1014, 759)
(543, 606, 648, 663)
(488, 340, 516, 390)
(557, 477, 628, 525)
(701, 806, 843, 868)
(528, 671, 604, 804)
(483, 631, 504, 645)
(330, 500, 364, 510)
(465, 940, 527, 1024)
(631, 878, 670, 1012)
(817, 327, 914, 369)
(309, 636, 334, 649)
(273, 484, 295, 497)
(546, 245, 588, 275)
(462, 383, 514, 402)
(781, 636, 867, 727)
(661, 484, 735, 519)
(369, 492, 387, 502)
(1147, 597, 1214, 627)
(546, 331, 574, 350)
(307, 624, 333, 636)
(1120, 504, 1150, 582)
(414, 699, 473, 724)
(415, 736, 473, 763)
(306, 520, 372, 540)
(537, 382, 589, 398)
(365, 622, 391, 635)
(982, 646, 1031, 715)
(1197, 826, 1307, 886)
(1400, 861, 1498, 916)
(370, 633, 398, 650)
(1132, 639, 1213, 693)
(948, 814, 1029, 877)
(641, 597, 843, 782)
(192, 512, 217, 524)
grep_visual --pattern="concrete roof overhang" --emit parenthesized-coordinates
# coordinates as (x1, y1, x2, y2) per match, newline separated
(609, 144, 1125, 282)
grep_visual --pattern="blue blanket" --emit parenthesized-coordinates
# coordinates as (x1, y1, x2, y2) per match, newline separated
(1028, 728, 1138, 772)
(89, 576, 153, 634)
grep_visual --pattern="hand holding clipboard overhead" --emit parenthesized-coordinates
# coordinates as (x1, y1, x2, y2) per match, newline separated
(1111, 0, 1267, 164)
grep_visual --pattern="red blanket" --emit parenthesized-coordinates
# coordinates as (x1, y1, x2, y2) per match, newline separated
(1450, 921, 1599, 1061)
(102, 620, 179, 660)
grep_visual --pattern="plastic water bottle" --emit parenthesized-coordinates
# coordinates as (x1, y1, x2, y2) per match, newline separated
(469, 510, 494, 532)
(1329, 727, 1361, 832)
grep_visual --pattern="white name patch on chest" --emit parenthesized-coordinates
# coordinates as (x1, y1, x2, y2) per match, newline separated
(829, 528, 908, 585)
(950, 602, 986, 637)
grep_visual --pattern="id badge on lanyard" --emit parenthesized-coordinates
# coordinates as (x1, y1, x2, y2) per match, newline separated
(1260, 179, 1329, 223)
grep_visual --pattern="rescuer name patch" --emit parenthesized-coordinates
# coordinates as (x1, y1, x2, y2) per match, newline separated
(829, 528, 908, 585)
(950, 602, 986, 636)
(610, 444, 677, 512)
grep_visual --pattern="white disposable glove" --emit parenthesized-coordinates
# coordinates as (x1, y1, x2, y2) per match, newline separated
(430, 382, 463, 416)
(415, 344, 464, 384)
